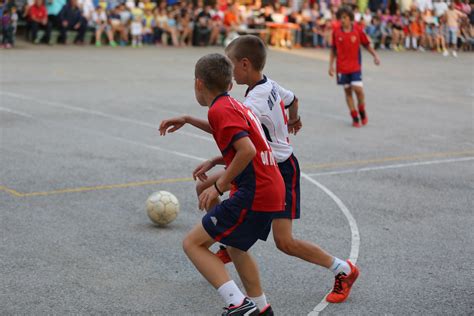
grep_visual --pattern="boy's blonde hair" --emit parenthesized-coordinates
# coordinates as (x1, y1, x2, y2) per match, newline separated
(225, 35, 267, 71)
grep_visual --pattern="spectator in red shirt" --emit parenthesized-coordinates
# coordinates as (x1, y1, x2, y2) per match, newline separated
(329, 6, 380, 127)
(27, 0, 48, 43)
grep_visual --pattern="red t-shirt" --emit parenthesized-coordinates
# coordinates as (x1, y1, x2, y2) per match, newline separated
(332, 24, 370, 74)
(208, 93, 285, 212)
(29, 4, 47, 21)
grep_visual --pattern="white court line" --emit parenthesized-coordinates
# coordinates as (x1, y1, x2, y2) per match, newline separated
(0, 91, 213, 142)
(307, 157, 474, 177)
(0, 106, 206, 162)
(301, 172, 360, 316)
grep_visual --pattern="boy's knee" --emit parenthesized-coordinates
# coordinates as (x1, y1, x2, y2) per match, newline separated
(275, 236, 296, 255)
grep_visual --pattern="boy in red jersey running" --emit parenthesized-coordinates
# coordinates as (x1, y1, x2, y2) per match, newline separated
(159, 53, 285, 316)
(329, 6, 380, 127)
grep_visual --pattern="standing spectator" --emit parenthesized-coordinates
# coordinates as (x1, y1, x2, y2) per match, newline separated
(130, 13, 143, 47)
(10, 5, 18, 44)
(27, 0, 48, 43)
(44, 0, 66, 44)
(445, 3, 466, 56)
(1, 7, 14, 48)
(193, 4, 211, 46)
(91, 5, 116, 46)
(58, 0, 87, 44)
(392, 9, 405, 51)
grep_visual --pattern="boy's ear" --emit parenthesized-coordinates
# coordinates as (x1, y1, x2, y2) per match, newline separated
(241, 57, 251, 70)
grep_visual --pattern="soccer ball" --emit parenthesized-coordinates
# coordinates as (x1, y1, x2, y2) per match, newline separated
(146, 191, 179, 226)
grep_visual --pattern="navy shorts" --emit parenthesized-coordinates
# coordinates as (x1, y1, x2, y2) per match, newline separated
(202, 196, 277, 251)
(337, 71, 363, 87)
(274, 154, 301, 220)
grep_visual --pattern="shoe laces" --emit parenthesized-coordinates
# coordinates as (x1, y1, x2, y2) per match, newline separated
(332, 273, 346, 294)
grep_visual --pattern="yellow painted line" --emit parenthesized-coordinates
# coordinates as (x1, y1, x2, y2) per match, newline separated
(0, 177, 193, 197)
(301, 150, 474, 170)
(1, 149, 473, 198)
(0, 185, 23, 197)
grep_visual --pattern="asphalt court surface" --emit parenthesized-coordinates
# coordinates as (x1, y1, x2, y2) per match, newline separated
(1, 45, 473, 315)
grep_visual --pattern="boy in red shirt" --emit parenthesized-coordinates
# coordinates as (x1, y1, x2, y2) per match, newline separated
(329, 6, 380, 127)
(159, 53, 285, 316)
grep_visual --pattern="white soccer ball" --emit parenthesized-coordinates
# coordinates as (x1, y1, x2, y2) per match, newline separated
(146, 191, 179, 226)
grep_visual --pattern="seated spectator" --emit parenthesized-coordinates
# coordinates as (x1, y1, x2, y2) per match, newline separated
(44, 0, 66, 45)
(367, 15, 382, 48)
(177, 9, 192, 46)
(58, 0, 87, 44)
(154, 7, 167, 44)
(165, 9, 179, 46)
(91, 5, 116, 47)
(26, 0, 48, 43)
(208, 3, 224, 46)
(142, 8, 154, 44)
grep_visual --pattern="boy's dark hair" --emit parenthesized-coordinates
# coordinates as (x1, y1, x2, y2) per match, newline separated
(336, 6, 354, 21)
(225, 35, 267, 71)
(195, 53, 233, 93)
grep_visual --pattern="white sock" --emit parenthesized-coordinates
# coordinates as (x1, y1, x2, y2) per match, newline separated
(249, 293, 268, 311)
(329, 257, 351, 276)
(217, 280, 246, 307)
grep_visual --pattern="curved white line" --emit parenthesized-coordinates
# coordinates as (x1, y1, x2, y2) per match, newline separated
(301, 172, 360, 316)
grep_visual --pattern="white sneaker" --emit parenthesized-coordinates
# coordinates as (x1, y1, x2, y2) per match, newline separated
(381, 44, 386, 50)
(443, 50, 449, 57)
(452, 51, 458, 57)
(418, 47, 425, 52)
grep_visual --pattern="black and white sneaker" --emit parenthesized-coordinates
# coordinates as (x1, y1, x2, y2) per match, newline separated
(222, 297, 259, 316)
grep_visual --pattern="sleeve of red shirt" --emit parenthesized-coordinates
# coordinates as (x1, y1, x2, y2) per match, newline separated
(208, 105, 250, 154)
(358, 27, 370, 46)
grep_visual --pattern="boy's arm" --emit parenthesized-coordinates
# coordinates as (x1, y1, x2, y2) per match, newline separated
(287, 97, 302, 135)
(364, 44, 381, 65)
(329, 46, 336, 76)
(192, 155, 225, 181)
(198, 137, 256, 210)
(159, 115, 212, 135)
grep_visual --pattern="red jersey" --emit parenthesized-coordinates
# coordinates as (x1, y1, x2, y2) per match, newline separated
(332, 24, 370, 74)
(208, 92, 285, 212)
(29, 4, 47, 21)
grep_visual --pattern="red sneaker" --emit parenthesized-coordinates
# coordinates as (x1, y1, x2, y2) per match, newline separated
(216, 245, 232, 264)
(326, 260, 359, 303)
(361, 117, 368, 125)
(352, 121, 361, 128)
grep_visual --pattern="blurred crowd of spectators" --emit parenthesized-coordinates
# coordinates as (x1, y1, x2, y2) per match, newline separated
(1, 0, 473, 54)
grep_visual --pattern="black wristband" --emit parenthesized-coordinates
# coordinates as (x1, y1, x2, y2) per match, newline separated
(214, 182, 224, 196)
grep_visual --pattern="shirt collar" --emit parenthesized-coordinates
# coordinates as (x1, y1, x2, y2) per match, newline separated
(245, 75, 267, 97)
(210, 91, 229, 107)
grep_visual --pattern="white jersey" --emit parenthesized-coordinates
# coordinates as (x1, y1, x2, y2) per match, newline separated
(244, 76, 296, 163)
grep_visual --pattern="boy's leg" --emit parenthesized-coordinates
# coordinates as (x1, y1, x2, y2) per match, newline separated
(352, 85, 367, 125)
(226, 247, 263, 297)
(343, 86, 360, 127)
(182, 222, 230, 288)
(272, 218, 333, 268)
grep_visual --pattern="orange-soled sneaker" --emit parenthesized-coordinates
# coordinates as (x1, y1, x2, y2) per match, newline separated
(216, 245, 232, 264)
(259, 304, 274, 316)
(326, 260, 359, 303)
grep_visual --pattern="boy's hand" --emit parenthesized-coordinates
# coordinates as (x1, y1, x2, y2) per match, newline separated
(192, 160, 214, 181)
(328, 66, 335, 77)
(198, 186, 219, 211)
(159, 116, 186, 135)
(288, 116, 302, 135)
(374, 55, 380, 65)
